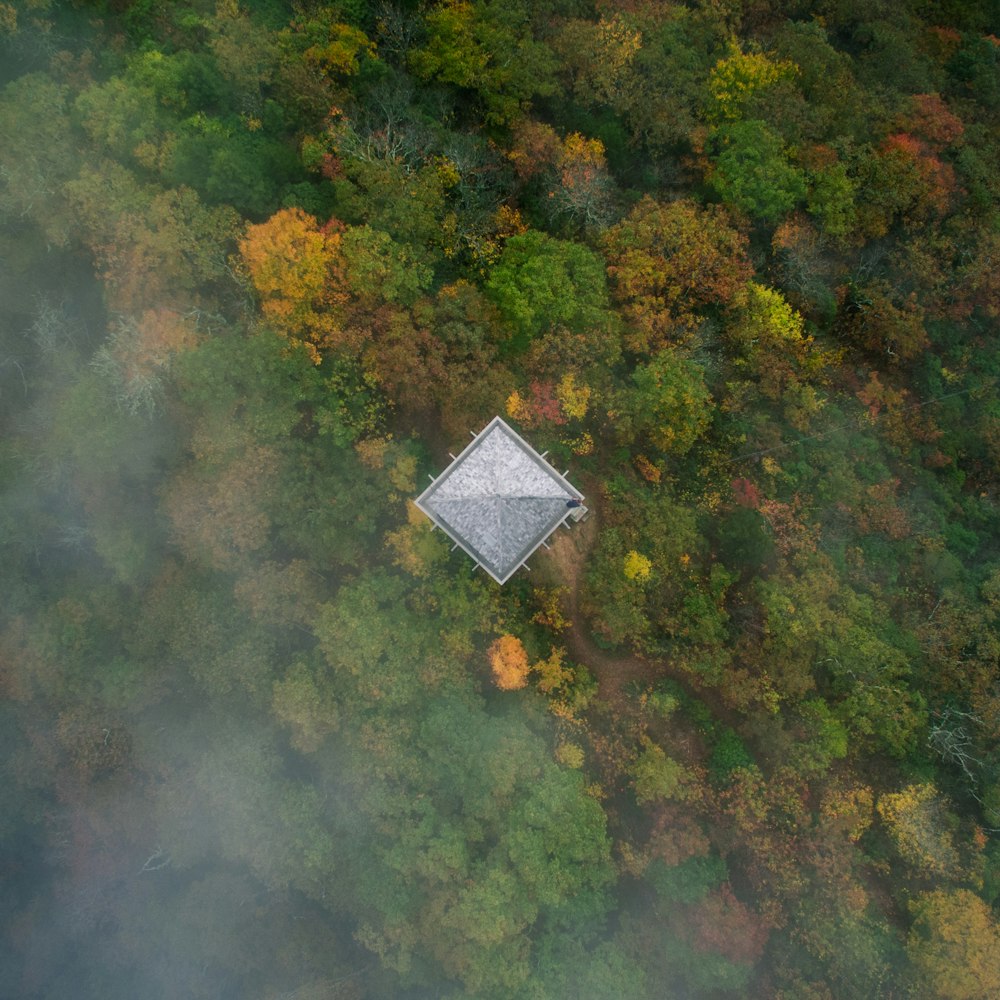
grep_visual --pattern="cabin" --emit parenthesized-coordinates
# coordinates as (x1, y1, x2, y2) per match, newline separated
(414, 416, 587, 584)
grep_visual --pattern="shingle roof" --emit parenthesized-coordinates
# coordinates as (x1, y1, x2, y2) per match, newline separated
(414, 417, 584, 583)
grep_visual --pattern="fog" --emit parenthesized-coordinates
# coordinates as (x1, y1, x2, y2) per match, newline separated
(4, 3, 1000, 997)
(0, 235, 368, 995)
(0, 265, 618, 1000)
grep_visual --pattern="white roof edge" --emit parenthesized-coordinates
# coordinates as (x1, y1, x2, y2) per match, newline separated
(414, 415, 500, 507)
(494, 417, 585, 501)
(413, 494, 508, 583)
(412, 416, 585, 584)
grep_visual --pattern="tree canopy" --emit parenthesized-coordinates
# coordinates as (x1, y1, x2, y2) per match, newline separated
(1, 0, 999, 997)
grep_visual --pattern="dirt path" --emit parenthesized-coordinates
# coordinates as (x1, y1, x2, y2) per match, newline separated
(537, 503, 662, 706)
(536, 495, 742, 734)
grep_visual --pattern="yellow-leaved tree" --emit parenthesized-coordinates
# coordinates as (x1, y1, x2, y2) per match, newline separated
(707, 43, 797, 122)
(238, 207, 349, 363)
(623, 550, 652, 581)
(907, 889, 1000, 1000)
(876, 782, 961, 877)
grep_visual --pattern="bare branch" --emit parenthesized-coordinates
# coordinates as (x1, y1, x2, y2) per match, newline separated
(139, 847, 171, 873)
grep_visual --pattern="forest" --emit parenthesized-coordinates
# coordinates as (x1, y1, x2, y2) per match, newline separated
(1, 0, 1000, 996)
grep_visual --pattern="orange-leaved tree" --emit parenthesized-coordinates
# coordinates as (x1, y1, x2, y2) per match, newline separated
(601, 197, 752, 352)
(238, 207, 350, 363)
(899, 93, 965, 150)
(488, 635, 530, 690)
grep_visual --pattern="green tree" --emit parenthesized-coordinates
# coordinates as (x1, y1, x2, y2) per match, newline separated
(613, 348, 713, 455)
(0, 72, 76, 244)
(272, 656, 340, 753)
(170, 329, 387, 571)
(207, 0, 281, 113)
(631, 739, 694, 804)
(353, 694, 614, 994)
(408, 0, 557, 125)
(807, 159, 858, 239)
(340, 224, 434, 307)
(65, 162, 240, 314)
(583, 482, 709, 654)
(74, 76, 165, 169)
(313, 573, 462, 712)
(709, 120, 807, 223)
(163, 115, 300, 218)
(485, 230, 613, 350)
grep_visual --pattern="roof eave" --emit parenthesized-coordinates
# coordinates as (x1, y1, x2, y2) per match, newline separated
(412, 416, 585, 585)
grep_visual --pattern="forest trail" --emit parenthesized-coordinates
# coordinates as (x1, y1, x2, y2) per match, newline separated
(537, 492, 743, 736)
(537, 498, 661, 706)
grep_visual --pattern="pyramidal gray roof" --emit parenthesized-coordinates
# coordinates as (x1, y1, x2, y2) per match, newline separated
(415, 417, 584, 584)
